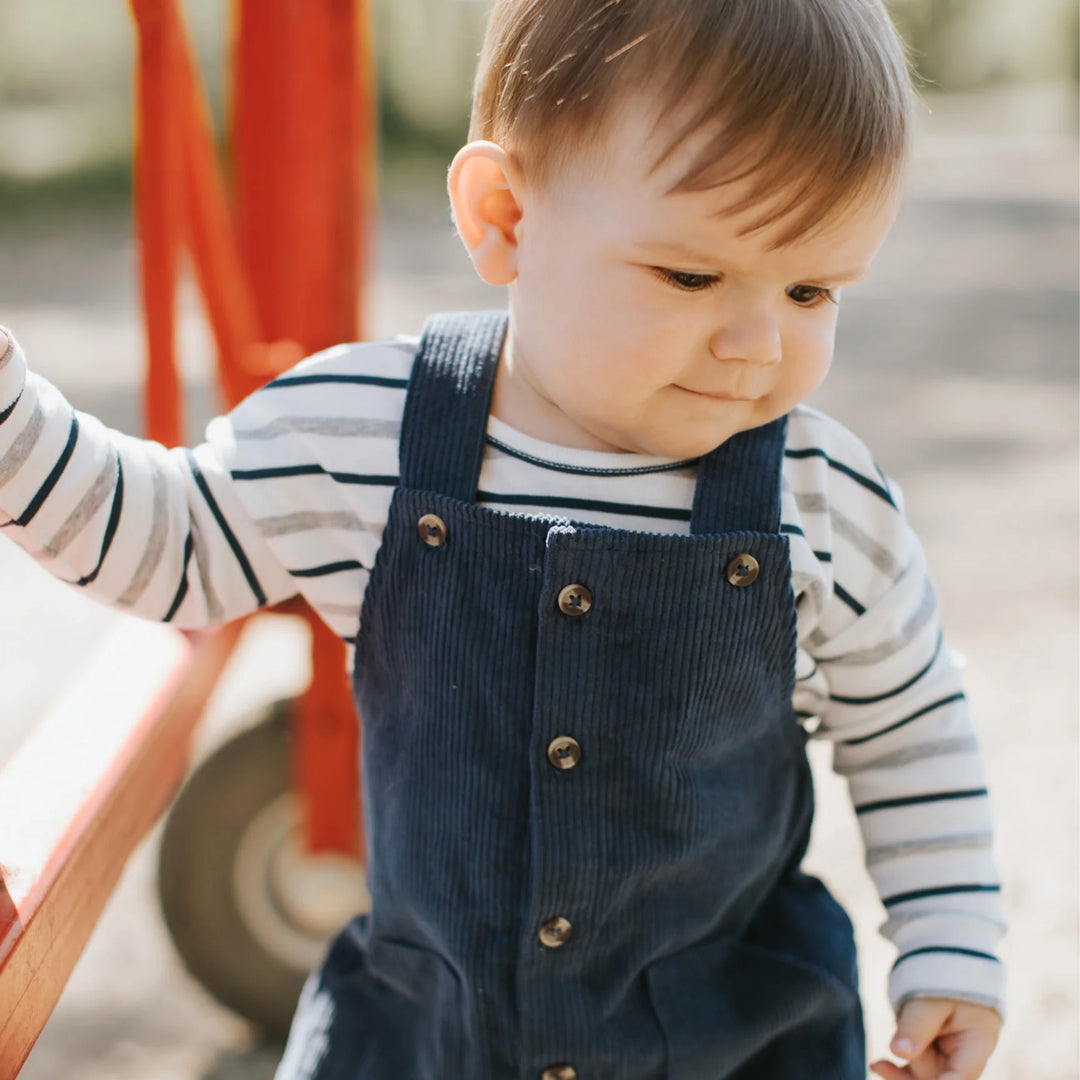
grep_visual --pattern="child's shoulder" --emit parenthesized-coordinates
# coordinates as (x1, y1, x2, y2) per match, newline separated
(283, 335, 419, 383)
(784, 403, 900, 506)
(213, 336, 420, 450)
(229, 336, 418, 417)
(786, 403, 880, 468)
(782, 407, 918, 639)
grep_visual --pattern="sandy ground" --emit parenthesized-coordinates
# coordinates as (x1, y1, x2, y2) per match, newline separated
(1, 91, 1077, 1079)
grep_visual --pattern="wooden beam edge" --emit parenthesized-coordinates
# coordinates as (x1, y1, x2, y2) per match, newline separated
(0, 622, 243, 1079)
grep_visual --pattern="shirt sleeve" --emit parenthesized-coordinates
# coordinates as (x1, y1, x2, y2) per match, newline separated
(0, 327, 300, 626)
(786, 408, 1006, 1017)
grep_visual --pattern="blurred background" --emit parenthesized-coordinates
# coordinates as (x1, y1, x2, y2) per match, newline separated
(0, 1, 1077, 1078)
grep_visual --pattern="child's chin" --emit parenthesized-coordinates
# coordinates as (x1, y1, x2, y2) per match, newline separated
(648, 422, 764, 460)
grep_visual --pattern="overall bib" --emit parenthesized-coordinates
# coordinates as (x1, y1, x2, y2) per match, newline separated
(275, 311, 865, 1080)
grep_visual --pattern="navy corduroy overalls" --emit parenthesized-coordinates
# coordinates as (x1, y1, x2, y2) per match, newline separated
(275, 311, 865, 1080)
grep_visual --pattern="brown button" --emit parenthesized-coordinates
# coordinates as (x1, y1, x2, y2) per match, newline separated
(725, 553, 759, 587)
(538, 916, 572, 948)
(547, 736, 582, 770)
(417, 513, 447, 547)
(557, 583, 592, 616)
(541, 1067, 576, 1080)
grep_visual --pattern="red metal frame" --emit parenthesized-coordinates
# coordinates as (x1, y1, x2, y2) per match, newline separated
(130, 0, 375, 856)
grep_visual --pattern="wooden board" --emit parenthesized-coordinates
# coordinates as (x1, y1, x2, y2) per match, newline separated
(0, 619, 242, 1078)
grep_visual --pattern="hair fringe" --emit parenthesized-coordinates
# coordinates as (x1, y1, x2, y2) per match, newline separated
(470, 0, 913, 241)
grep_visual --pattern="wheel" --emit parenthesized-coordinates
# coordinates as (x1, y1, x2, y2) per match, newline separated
(158, 699, 369, 1039)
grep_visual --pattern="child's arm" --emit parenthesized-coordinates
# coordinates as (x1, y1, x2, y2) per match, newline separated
(0, 327, 299, 625)
(1, 325, 405, 643)
(785, 410, 1005, 1064)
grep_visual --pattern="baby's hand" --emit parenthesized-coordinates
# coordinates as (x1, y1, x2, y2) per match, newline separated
(870, 997, 1002, 1080)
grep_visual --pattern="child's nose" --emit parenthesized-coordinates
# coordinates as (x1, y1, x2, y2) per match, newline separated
(708, 311, 782, 367)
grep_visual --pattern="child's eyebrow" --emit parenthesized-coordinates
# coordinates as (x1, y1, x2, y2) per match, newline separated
(633, 240, 720, 265)
(634, 241, 871, 283)
(819, 266, 871, 284)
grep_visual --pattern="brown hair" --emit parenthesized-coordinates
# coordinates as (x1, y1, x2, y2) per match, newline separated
(470, 0, 913, 243)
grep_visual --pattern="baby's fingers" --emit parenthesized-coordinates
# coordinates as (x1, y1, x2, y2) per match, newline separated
(870, 998, 955, 1080)
(872, 998, 1000, 1080)
(870, 1056, 943, 1080)
(938, 1035, 996, 1080)
(891, 998, 955, 1060)
(869, 1061, 911, 1080)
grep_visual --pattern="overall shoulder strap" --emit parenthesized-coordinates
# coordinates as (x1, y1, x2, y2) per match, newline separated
(689, 414, 789, 535)
(398, 310, 508, 500)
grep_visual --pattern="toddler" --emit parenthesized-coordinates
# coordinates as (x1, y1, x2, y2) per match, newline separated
(0, 1, 1005, 1078)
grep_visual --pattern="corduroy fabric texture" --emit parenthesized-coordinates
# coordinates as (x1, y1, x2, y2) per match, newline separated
(275, 311, 865, 1080)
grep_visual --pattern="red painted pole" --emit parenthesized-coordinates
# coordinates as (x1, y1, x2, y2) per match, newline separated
(232, 0, 376, 857)
(133, 0, 375, 859)
(130, 0, 185, 446)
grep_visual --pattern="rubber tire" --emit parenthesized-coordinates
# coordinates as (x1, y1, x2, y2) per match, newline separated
(158, 700, 310, 1040)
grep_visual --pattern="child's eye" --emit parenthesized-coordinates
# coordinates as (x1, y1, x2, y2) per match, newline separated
(653, 267, 721, 293)
(786, 283, 837, 307)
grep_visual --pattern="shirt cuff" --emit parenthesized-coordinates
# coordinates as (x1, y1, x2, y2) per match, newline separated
(886, 912, 1007, 1019)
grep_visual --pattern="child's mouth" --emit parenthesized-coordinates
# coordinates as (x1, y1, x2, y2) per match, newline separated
(677, 385, 755, 402)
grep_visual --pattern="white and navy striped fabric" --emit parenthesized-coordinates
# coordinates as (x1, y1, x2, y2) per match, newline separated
(0, 328, 1005, 1015)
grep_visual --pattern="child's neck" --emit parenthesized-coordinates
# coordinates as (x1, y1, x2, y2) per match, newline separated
(491, 340, 633, 454)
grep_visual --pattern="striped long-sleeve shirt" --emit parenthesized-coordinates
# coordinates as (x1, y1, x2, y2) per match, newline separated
(0, 327, 1005, 1015)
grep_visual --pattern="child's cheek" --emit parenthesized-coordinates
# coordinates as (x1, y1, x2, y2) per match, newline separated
(787, 326, 836, 404)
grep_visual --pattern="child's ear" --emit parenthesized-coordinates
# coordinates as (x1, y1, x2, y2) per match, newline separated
(448, 141, 524, 286)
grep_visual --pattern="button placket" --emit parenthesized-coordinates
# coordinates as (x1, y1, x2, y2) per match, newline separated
(530, 552, 593, 1074)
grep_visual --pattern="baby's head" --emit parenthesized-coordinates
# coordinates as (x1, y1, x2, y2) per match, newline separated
(449, 0, 914, 458)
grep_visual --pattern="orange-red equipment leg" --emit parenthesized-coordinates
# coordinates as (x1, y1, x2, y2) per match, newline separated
(135, 0, 373, 858)
(233, 0, 375, 858)
(130, 0, 186, 447)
